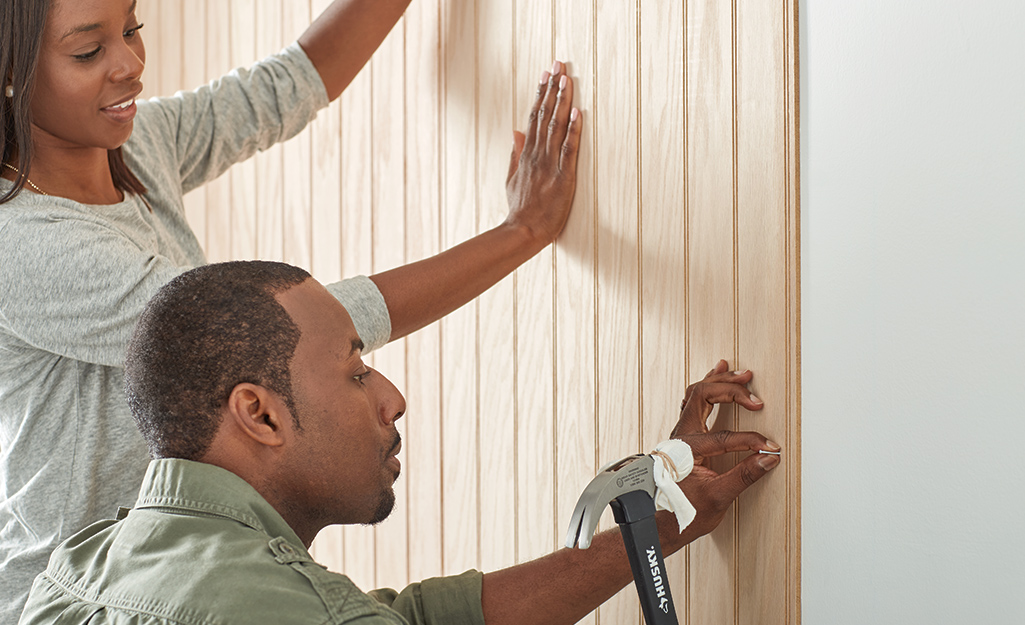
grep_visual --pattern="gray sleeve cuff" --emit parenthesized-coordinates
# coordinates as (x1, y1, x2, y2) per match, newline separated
(325, 276, 392, 353)
(280, 41, 330, 111)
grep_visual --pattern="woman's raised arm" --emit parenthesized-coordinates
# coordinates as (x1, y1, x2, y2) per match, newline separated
(297, 0, 413, 102)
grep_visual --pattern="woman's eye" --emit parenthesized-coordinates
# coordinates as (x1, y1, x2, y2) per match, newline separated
(74, 48, 101, 61)
(124, 23, 145, 38)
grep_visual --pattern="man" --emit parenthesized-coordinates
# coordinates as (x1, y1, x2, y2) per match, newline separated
(19, 261, 780, 625)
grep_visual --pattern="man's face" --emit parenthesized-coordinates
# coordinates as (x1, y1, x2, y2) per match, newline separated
(273, 280, 405, 528)
(32, 0, 146, 154)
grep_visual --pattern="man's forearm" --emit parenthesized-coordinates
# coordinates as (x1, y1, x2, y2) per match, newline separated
(480, 512, 690, 625)
(369, 222, 546, 342)
(298, 0, 412, 101)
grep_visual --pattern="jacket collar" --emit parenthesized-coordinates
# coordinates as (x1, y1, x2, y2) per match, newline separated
(134, 458, 309, 554)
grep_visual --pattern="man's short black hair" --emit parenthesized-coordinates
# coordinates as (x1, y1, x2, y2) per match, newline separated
(125, 261, 312, 460)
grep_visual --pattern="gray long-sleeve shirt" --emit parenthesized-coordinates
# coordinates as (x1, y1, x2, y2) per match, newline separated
(0, 44, 391, 622)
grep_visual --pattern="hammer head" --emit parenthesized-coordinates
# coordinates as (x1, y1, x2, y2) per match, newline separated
(564, 453, 657, 549)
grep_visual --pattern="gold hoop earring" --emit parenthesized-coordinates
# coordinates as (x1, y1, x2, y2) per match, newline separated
(4, 86, 12, 98)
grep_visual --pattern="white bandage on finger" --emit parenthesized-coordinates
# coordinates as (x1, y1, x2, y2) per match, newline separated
(651, 439, 696, 533)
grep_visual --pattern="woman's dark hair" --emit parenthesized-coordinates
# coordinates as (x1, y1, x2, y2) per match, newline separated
(125, 261, 314, 460)
(1, 0, 146, 204)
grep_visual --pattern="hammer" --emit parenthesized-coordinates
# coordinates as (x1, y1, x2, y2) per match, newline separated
(565, 453, 678, 625)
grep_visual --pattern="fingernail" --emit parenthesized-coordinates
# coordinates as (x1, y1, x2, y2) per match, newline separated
(552, 60, 563, 75)
(757, 454, 780, 470)
(749, 393, 763, 404)
(570, 107, 579, 121)
(765, 439, 781, 451)
(540, 70, 550, 85)
(733, 369, 748, 375)
(559, 75, 567, 91)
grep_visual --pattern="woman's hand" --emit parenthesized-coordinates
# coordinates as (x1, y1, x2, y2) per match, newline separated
(504, 60, 582, 246)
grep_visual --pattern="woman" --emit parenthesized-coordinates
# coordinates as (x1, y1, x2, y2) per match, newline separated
(0, 0, 581, 618)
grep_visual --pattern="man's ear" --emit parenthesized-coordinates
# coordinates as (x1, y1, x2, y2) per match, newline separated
(225, 383, 290, 447)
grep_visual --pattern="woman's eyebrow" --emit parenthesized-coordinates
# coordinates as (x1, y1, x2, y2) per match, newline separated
(60, 1, 138, 41)
(61, 23, 102, 42)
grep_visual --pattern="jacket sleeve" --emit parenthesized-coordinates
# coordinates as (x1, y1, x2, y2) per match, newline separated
(367, 571, 485, 625)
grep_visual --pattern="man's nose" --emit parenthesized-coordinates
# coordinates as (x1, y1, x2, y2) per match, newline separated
(370, 368, 405, 425)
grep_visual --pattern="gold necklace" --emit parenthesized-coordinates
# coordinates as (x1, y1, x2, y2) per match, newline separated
(2, 162, 49, 196)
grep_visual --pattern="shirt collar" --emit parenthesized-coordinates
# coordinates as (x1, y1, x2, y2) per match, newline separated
(134, 458, 309, 553)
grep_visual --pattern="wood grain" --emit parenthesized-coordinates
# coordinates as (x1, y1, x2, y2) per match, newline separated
(439, 0, 480, 577)
(514, 0, 557, 571)
(477, 0, 519, 575)
(554, 0, 599, 620)
(735, 2, 790, 623)
(594, 0, 643, 622)
(686, 0, 740, 622)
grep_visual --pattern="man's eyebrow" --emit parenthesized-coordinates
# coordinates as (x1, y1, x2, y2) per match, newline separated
(60, 1, 138, 41)
(350, 338, 365, 356)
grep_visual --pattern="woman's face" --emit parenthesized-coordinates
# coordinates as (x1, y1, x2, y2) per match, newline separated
(31, 0, 146, 154)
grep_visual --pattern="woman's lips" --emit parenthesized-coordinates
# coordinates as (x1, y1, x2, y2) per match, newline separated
(101, 99, 137, 123)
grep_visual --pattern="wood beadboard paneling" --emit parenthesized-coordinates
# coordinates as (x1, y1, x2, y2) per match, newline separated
(138, 0, 799, 622)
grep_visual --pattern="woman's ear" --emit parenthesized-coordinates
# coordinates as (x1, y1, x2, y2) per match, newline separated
(225, 383, 290, 447)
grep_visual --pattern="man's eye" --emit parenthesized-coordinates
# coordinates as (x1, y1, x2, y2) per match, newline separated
(354, 370, 370, 385)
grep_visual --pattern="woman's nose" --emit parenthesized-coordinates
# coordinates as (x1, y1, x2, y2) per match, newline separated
(110, 41, 145, 83)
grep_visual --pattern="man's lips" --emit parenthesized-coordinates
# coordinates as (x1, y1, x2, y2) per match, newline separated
(386, 435, 402, 475)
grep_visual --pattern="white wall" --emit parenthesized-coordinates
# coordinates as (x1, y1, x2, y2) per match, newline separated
(802, 0, 1025, 622)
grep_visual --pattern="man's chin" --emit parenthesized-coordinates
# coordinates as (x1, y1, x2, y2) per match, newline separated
(363, 489, 396, 526)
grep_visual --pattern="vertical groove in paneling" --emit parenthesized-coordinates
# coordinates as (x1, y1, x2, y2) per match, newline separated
(682, 0, 692, 618)
(731, 2, 741, 622)
(471, 0, 482, 572)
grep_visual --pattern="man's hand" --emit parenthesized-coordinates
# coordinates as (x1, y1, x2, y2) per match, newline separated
(663, 359, 781, 551)
(505, 60, 582, 245)
(480, 360, 779, 625)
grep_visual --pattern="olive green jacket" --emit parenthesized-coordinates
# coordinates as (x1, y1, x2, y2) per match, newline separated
(18, 459, 484, 625)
